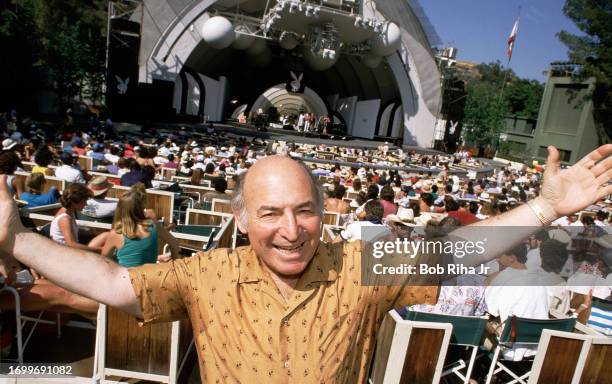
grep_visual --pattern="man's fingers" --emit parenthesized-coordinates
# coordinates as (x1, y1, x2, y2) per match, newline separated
(590, 156, 612, 178)
(577, 143, 612, 168)
(0, 175, 11, 201)
(545, 146, 560, 177)
(594, 169, 612, 187)
(596, 184, 612, 201)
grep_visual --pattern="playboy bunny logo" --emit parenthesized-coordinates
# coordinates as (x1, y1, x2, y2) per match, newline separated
(116, 75, 130, 95)
(289, 71, 303, 93)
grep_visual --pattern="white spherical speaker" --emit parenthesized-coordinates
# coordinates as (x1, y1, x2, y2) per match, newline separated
(201, 16, 235, 50)
(370, 22, 401, 56)
(279, 32, 299, 50)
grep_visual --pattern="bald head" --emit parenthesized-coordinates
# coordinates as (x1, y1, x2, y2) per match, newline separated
(231, 156, 323, 230)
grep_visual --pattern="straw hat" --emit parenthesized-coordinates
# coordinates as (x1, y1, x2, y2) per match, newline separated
(87, 176, 113, 197)
(2, 138, 17, 151)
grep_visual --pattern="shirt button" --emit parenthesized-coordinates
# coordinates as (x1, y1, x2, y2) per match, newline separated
(284, 361, 290, 368)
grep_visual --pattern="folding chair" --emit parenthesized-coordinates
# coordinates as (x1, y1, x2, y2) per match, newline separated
(370, 309, 452, 384)
(579, 335, 612, 383)
(586, 298, 612, 335)
(485, 316, 576, 384)
(405, 310, 487, 384)
(93, 304, 192, 384)
(527, 329, 591, 384)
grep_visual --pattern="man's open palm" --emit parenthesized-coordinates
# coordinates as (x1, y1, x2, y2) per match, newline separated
(541, 144, 612, 217)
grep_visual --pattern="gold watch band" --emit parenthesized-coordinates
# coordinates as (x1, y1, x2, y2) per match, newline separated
(527, 199, 557, 226)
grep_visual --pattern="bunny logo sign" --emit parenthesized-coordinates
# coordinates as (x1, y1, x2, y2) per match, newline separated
(286, 71, 305, 93)
(116, 76, 130, 95)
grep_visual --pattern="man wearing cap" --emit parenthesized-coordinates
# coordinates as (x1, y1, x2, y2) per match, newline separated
(54, 152, 86, 184)
(81, 176, 117, 221)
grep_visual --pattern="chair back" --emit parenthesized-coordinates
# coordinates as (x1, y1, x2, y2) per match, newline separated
(405, 310, 487, 347)
(579, 335, 612, 383)
(94, 305, 192, 384)
(370, 310, 452, 384)
(499, 316, 576, 345)
(587, 298, 612, 335)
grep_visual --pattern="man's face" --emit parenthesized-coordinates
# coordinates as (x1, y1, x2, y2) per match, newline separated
(241, 163, 322, 278)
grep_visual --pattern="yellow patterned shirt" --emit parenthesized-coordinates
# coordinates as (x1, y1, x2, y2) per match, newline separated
(128, 241, 438, 383)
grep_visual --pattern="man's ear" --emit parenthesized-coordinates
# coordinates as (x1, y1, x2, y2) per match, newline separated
(233, 210, 248, 234)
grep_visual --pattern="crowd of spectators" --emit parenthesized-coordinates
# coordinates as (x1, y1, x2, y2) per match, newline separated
(1, 112, 611, 350)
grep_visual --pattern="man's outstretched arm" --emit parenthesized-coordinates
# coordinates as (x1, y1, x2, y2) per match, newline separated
(452, 144, 612, 266)
(0, 175, 142, 318)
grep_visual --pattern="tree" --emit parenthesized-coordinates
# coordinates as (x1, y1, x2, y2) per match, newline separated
(504, 79, 544, 119)
(33, 0, 107, 105)
(0, 0, 42, 112)
(459, 61, 545, 120)
(463, 83, 508, 152)
(558, 0, 612, 144)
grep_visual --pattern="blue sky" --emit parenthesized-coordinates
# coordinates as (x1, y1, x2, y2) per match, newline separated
(418, 0, 584, 83)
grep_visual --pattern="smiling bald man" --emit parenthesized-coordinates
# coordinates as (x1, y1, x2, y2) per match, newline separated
(0, 145, 611, 383)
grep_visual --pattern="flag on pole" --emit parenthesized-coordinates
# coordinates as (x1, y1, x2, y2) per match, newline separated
(507, 18, 519, 61)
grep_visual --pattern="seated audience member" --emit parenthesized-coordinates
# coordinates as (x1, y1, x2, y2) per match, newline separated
(163, 153, 178, 169)
(350, 178, 362, 193)
(202, 177, 230, 202)
(81, 176, 117, 220)
(203, 162, 218, 182)
(102, 183, 179, 267)
(379, 185, 398, 218)
(20, 173, 59, 207)
(419, 192, 435, 214)
(50, 184, 106, 252)
(446, 198, 480, 225)
(0, 151, 24, 198)
(594, 210, 609, 227)
(115, 157, 129, 176)
(355, 184, 379, 218)
(54, 152, 86, 183)
(190, 168, 205, 185)
(484, 244, 551, 360)
(324, 184, 350, 214)
(32, 146, 54, 176)
(120, 158, 152, 188)
(525, 229, 550, 269)
(336, 200, 389, 242)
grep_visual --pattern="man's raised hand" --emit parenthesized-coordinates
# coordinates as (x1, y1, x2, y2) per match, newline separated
(540, 144, 612, 217)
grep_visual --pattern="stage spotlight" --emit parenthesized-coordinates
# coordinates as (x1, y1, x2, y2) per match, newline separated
(305, 6, 314, 16)
(289, 2, 299, 13)
(354, 17, 363, 28)
(313, 7, 320, 17)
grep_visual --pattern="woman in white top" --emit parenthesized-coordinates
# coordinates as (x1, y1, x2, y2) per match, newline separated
(50, 184, 107, 251)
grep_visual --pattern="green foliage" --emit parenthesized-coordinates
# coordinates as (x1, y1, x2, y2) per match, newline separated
(504, 79, 544, 119)
(0, 0, 107, 111)
(557, 0, 612, 144)
(455, 61, 544, 148)
(463, 83, 508, 148)
(0, 0, 42, 110)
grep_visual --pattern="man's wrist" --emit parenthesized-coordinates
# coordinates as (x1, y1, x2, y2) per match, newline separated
(527, 197, 559, 226)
